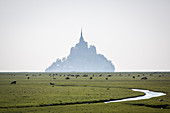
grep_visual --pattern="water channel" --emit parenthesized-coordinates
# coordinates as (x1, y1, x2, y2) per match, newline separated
(104, 89, 166, 103)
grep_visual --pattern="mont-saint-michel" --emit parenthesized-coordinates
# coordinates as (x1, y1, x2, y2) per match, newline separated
(45, 30, 115, 72)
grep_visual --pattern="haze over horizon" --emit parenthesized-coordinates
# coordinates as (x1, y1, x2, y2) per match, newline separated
(0, 0, 170, 72)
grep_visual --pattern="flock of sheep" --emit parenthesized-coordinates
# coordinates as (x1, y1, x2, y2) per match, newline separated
(9, 73, 164, 85)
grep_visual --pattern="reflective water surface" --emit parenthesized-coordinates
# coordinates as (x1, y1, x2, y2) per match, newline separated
(104, 89, 166, 103)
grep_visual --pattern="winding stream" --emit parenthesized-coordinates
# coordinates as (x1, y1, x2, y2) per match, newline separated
(0, 89, 166, 109)
(104, 89, 166, 103)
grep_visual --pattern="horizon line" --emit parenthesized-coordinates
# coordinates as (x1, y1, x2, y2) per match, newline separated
(0, 70, 170, 73)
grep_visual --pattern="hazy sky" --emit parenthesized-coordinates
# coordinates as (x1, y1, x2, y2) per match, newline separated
(0, 0, 170, 72)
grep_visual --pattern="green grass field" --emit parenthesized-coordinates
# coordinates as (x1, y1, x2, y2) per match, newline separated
(0, 72, 170, 113)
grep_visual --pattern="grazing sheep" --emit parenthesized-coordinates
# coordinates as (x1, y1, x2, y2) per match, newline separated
(141, 77, 147, 80)
(83, 74, 88, 77)
(107, 75, 112, 77)
(66, 77, 70, 80)
(159, 99, 163, 102)
(90, 77, 92, 79)
(67, 74, 70, 76)
(27, 77, 30, 79)
(75, 75, 80, 77)
(10, 81, 16, 84)
(71, 75, 74, 77)
(50, 82, 55, 85)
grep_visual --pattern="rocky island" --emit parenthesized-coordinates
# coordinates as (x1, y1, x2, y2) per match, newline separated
(45, 30, 115, 72)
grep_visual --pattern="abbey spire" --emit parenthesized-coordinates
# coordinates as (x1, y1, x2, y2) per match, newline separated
(81, 28, 83, 37)
(79, 28, 85, 43)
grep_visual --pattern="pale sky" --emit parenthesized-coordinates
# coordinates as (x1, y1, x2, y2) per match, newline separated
(0, 0, 170, 72)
